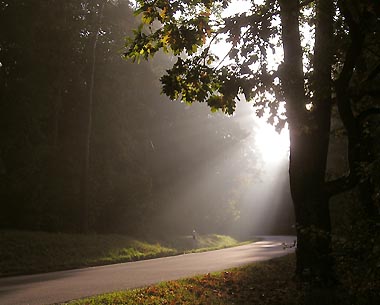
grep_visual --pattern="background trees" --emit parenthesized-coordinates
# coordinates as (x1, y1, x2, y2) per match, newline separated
(125, 0, 380, 281)
(1, 0, 294, 237)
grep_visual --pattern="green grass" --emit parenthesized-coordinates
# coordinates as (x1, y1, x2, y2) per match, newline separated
(0, 231, 251, 277)
(65, 253, 378, 305)
(66, 254, 302, 305)
(162, 234, 256, 253)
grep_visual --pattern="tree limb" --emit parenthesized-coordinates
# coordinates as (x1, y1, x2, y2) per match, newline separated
(328, 1, 367, 197)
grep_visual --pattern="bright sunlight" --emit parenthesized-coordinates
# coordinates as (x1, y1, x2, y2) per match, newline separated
(217, 0, 290, 165)
(255, 120, 289, 164)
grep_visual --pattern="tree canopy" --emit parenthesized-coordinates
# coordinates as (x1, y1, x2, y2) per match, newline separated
(125, 0, 380, 281)
(1, 0, 270, 236)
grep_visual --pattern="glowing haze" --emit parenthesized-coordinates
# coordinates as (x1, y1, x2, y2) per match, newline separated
(134, 0, 294, 236)
(214, 0, 293, 236)
(217, 0, 290, 165)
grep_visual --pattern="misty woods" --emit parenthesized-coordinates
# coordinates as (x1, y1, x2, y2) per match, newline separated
(2, 0, 379, 290)
(124, 0, 380, 284)
(0, 0, 294, 236)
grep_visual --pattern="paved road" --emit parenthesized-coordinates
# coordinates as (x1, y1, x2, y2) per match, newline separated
(0, 235, 296, 305)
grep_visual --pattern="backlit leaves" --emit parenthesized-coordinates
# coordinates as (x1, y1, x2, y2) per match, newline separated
(160, 57, 240, 114)
(125, 0, 286, 126)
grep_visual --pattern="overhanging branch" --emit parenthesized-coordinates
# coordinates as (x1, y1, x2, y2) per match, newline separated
(329, 1, 368, 199)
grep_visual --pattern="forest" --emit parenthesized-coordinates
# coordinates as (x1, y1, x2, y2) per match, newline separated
(124, 0, 380, 287)
(1, 0, 379, 293)
(0, 0, 294, 238)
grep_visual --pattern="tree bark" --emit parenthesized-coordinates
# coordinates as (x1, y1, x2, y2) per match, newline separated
(80, 2, 105, 233)
(279, 0, 334, 282)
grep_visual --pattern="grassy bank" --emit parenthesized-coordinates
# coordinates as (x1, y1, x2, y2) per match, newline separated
(163, 234, 252, 253)
(0, 231, 251, 277)
(66, 254, 301, 305)
(65, 253, 379, 305)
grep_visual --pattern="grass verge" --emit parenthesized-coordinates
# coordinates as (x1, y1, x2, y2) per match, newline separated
(162, 234, 256, 253)
(0, 231, 252, 277)
(65, 253, 379, 305)
(65, 254, 302, 305)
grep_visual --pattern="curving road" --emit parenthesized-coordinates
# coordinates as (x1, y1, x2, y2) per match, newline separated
(0, 235, 296, 305)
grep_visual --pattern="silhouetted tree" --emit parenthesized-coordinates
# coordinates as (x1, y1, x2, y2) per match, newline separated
(125, 0, 380, 281)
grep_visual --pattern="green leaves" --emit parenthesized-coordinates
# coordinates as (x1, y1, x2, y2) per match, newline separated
(160, 57, 215, 103)
(159, 56, 242, 114)
(126, 0, 215, 59)
(125, 0, 287, 124)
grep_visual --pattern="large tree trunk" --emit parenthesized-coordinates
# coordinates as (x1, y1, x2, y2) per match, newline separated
(279, 0, 334, 282)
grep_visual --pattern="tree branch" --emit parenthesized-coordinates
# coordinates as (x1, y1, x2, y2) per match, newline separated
(327, 1, 367, 197)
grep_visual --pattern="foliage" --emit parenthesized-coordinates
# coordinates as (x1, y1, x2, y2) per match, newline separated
(334, 222, 380, 305)
(0, 0, 258, 235)
(125, 0, 380, 280)
(330, 190, 380, 305)
(125, 0, 285, 125)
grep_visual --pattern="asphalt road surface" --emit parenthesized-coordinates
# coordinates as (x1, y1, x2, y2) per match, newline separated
(0, 235, 296, 305)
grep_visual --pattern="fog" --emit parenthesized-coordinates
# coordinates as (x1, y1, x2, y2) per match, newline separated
(146, 101, 294, 238)
(0, 0, 294, 237)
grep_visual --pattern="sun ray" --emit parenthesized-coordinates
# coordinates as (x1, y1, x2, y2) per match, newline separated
(255, 119, 289, 165)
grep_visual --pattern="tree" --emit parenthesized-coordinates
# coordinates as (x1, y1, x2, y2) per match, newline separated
(79, 0, 106, 233)
(0, 0, 154, 232)
(1, 0, 255, 236)
(0, 0, 84, 231)
(125, 0, 380, 282)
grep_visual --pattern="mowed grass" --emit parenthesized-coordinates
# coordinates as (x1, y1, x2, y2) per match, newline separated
(66, 254, 371, 305)
(166, 234, 255, 253)
(65, 254, 302, 305)
(0, 231, 249, 277)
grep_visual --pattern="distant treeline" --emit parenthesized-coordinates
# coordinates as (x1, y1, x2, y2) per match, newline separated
(0, 0, 295, 236)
